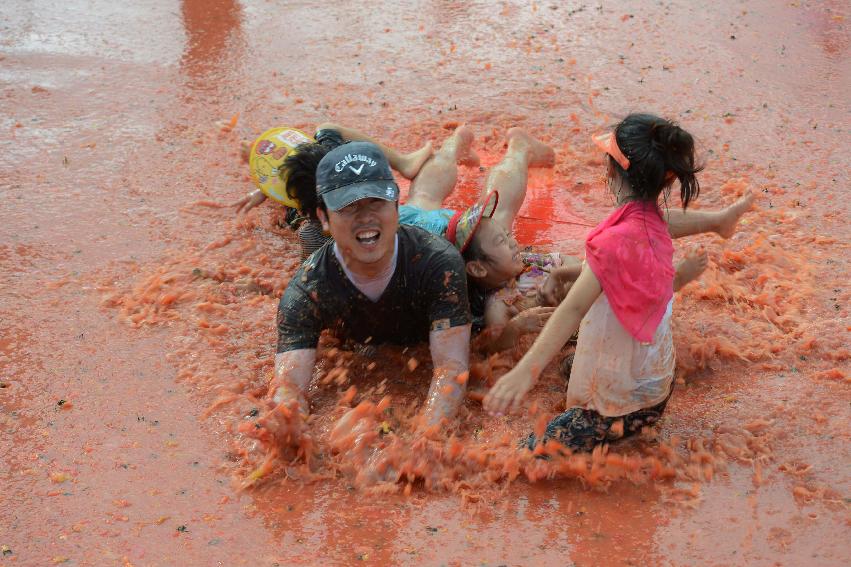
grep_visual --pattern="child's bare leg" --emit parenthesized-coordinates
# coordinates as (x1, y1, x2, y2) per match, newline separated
(665, 192, 755, 239)
(316, 122, 433, 180)
(485, 128, 555, 230)
(714, 192, 756, 238)
(392, 143, 434, 180)
(674, 246, 709, 291)
(406, 125, 478, 211)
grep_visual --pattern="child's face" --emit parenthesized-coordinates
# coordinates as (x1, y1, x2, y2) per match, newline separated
(471, 219, 525, 286)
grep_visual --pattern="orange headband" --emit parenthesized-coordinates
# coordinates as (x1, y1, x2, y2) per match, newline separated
(592, 132, 630, 170)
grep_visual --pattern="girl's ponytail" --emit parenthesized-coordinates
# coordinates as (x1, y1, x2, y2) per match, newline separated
(652, 122, 701, 208)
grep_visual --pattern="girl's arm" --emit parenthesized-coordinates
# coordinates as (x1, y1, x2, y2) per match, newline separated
(231, 189, 267, 215)
(480, 306, 556, 353)
(483, 264, 603, 415)
(476, 296, 519, 354)
(478, 299, 514, 352)
(477, 296, 553, 354)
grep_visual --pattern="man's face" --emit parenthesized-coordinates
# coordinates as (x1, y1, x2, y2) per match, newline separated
(322, 198, 398, 272)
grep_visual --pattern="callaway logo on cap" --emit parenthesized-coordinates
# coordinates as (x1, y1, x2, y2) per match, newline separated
(333, 152, 377, 174)
(316, 142, 399, 212)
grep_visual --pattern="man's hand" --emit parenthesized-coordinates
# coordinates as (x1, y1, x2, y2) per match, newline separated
(483, 364, 537, 415)
(247, 350, 316, 450)
(240, 396, 309, 452)
(231, 189, 267, 215)
(270, 382, 309, 415)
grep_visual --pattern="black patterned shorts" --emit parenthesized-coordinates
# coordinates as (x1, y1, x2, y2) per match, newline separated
(526, 391, 672, 454)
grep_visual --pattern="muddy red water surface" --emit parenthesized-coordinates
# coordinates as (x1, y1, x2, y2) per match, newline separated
(1, 1, 849, 566)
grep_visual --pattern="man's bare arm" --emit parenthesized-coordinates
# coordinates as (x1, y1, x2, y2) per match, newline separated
(272, 349, 317, 411)
(421, 324, 471, 426)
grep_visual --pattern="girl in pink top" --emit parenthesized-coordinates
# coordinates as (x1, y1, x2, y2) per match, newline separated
(484, 113, 707, 452)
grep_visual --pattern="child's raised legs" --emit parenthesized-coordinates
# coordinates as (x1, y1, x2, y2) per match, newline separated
(665, 192, 755, 239)
(405, 125, 478, 211)
(484, 128, 555, 230)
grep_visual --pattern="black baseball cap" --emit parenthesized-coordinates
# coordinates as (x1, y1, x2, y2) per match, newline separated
(316, 141, 400, 212)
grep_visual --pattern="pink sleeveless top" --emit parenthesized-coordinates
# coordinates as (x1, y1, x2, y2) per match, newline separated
(585, 201, 674, 343)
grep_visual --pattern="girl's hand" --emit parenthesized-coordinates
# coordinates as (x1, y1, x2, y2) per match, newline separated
(483, 366, 536, 415)
(508, 306, 555, 334)
(537, 267, 578, 306)
(231, 189, 266, 215)
(536, 273, 564, 306)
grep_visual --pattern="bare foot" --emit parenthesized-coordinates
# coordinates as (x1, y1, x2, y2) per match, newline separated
(674, 246, 709, 291)
(240, 140, 251, 164)
(716, 191, 755, 239)
(506, 127, 555, 167)
(451, 124, 480, 167)
(397, 140, 434, 180)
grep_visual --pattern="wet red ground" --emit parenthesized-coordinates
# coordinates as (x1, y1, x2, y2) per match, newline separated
(1, 1, 849, 565)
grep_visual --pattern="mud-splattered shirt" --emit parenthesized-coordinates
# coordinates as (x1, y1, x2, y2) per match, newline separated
(277, 225, 471, 352)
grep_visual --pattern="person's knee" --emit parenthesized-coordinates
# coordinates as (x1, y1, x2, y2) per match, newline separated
(500, 152, 527, 171)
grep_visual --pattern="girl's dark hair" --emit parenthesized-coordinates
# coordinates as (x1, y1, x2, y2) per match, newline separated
(612, 113, 702, 209)
(463, 233, 488, 263)
(282, 142, 331, 220)
(282, 130, 347, 219)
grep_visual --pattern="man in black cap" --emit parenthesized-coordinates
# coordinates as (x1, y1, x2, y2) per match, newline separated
(270, 141, 472, 431)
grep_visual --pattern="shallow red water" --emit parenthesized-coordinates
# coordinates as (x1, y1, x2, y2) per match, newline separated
(1, 1, 849, 565)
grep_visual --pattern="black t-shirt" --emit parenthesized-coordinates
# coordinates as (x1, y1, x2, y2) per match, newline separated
(277, 225, 472, 352)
